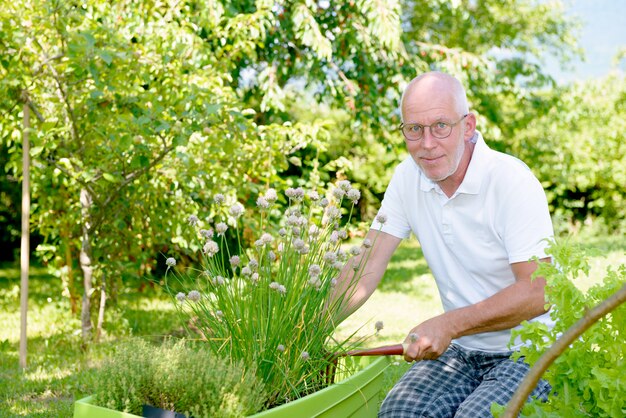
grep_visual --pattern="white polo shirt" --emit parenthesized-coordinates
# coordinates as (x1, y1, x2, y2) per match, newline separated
(371, 131, 554, 352)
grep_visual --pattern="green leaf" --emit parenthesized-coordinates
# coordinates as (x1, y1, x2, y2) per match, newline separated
(99, 50, 113, 65)
(30, 146, 44, 157)
(137, 155, 150, 168)
(102, 173, 119, 183)
(205, 103, 222, 114)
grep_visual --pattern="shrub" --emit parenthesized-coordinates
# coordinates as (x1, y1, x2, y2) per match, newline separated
(92, 338, 266, 417)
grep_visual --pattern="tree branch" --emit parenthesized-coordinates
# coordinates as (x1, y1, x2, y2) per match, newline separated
(33, 37, 81, 145)
(87, 133, 176, 233)
(502, 282, 626, 418)
(100, 134, 175, 211)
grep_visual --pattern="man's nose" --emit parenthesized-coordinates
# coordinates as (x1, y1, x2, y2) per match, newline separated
(420, 128, 438, 148)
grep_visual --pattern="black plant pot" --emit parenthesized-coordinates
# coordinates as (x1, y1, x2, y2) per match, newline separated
(142, 404, 188, 418)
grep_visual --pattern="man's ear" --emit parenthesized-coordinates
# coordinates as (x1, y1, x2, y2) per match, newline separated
(463, 112, 477, 141)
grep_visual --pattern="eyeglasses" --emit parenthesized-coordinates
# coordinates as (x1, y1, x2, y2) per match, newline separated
(399, 114, 468, 141)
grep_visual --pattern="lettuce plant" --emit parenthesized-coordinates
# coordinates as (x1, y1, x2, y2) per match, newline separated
(505, 240, 626, 417)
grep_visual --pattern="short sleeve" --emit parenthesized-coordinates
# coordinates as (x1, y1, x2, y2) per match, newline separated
(498, 168, 554, 263)
(370, 160, 413, 239)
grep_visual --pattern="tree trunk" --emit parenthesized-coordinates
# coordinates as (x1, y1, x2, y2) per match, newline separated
(79, 187, 94, 348)
(62, 224, 78, 315)
(19, 99, 31, 370)
(95, 271, 106, 343)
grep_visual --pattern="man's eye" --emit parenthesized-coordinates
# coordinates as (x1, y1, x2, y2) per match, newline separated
(410, 125, 422, 132)
(436, 122, 448, 129)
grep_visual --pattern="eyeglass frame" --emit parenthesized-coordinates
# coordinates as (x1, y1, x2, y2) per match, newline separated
(398, 114, 469, 141)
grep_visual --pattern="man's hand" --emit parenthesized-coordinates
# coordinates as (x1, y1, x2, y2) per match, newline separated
(402, 315, 456, 362)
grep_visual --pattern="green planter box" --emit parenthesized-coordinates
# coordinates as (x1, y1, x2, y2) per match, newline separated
(74, 356, 392, 418)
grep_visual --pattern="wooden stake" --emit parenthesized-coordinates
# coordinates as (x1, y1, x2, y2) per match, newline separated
(20, 98, 31, 370)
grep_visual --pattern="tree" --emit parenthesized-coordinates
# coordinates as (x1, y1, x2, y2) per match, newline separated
(509, 74, 626, 231)
(1, 0, 578, 344)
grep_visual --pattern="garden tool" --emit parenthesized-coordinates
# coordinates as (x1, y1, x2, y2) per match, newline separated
(325, 343, 408, 384)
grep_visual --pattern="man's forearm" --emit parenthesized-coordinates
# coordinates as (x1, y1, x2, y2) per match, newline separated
(444, 276, 548, 340)
(329, 230, 401, 323)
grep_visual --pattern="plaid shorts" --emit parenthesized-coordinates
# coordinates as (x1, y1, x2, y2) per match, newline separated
(378, 344, 550, 418)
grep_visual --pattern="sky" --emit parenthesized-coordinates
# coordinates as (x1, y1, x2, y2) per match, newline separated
(544, 0, 626, 83)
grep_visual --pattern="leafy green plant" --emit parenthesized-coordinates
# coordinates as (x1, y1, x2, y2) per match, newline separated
(164, 181, 381, 408)
(92, 338, 266, 418)
(506, 239, 626, 417)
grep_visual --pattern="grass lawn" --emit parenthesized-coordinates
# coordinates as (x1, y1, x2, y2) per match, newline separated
(0, 234, 624, 417)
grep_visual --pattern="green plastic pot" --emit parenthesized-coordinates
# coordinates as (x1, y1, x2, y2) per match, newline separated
(74, 356, 391, 418)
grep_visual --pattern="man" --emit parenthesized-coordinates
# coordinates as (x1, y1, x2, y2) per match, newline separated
(336, 71, 554, 417)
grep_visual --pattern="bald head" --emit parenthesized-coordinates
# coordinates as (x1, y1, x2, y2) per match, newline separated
(400, 72, 469, 122)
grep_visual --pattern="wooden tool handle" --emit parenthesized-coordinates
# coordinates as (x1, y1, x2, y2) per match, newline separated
(345, 343, 408, 357)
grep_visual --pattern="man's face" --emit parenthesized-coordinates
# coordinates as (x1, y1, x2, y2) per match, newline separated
(402, 87, 468, 183)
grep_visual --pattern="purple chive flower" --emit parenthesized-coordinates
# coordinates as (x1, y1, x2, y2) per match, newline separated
(347, 189, 360, 203)
(248, 259, 258, 271)
(203, 240, 219, 256)
(260, 233, 273, 245)
(256, 196, 270, 209)
(187, 290, 201, 302)
(337, 180, 351, 191)
(229, 203, 244, 218)
(326, 206, 341, 220)
(213, 194, 225, 205)
(308, 277, 321, 289)
(265, 189, 278, 202)
(323, 251, 337, 264)
(332, 188, 346, 199)
(308, 264, 321, 278)
(215, 222, 228, 236)
(285, 187, 305, 201)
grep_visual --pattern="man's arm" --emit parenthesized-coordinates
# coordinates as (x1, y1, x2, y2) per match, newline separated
(403, 257, 550, 362)
(330, 230, 402, 323)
